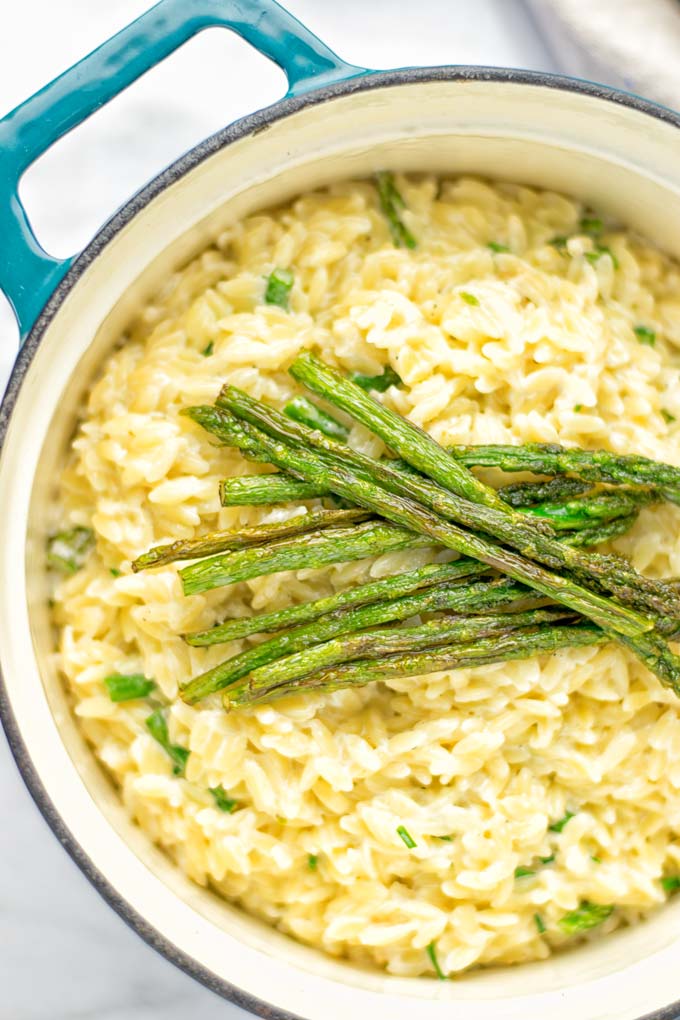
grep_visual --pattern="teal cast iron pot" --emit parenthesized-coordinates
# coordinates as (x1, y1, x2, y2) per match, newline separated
(2, 2, 680, 1017)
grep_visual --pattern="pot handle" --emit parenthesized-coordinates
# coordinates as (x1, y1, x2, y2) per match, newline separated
(0, 0, 368, 341)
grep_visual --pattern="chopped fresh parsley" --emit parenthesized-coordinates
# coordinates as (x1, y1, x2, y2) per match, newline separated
(264, 267, 294, 308)
(487, 241, 510, 254)
(591, 855, 601, 864)
(662, 876, 680, 893)
(284, 396, 349, 440)
(580, 216, 604, 235)
(109, 567, 122, 577)
(104, 673, 155, 703)
(145, 709, 190, 777)
(209, 785, 237, 813)
(534, 913, 547, 934)
(550, 236, 569, 253)
(549, 811, 575, 833)
(202, 341, 214, 357)
(396, 825, 417, 849)
(460, 291, 480, 306)
(574, 404, 583, 412)
(308, 853, 319, 871)
(558, 902, 614, 935)
(662, 409, 676, 424)
(434, 835, 453, 842)
(376, 172, 417, 249)
(585, 245, 619, 269)
(634, 325, 656, 347)
(514, 866, 535, 879)
(47, 526, 94, 574)
(515, 855, 555, 876)
(349, 366, 402, 392)
(426, 941, 447, 980)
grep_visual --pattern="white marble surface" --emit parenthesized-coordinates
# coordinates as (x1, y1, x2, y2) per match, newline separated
(0, 3, 577, 1017)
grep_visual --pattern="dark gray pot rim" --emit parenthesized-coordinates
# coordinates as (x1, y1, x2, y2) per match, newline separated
(2, 65, 680, 1020)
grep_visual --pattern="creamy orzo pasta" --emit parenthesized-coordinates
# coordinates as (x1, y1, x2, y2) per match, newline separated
(52, 175, 680, 977)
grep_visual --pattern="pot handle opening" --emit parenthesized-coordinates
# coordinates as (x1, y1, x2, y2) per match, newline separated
(0, 0, 369, 342)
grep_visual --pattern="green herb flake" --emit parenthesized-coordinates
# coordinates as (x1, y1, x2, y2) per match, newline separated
(145, 709, 190, 776)
(585, 246, 619, 269)
(396, 825, 417, 849)
(580, 216, 604, 235)
(662, 409, 676, 424)
(550, 236, 569, 253)
(487, 241, 510, 254)
(104, 673, 155, 703)
(558, 901, 614, 935)
(109, 567, 122, 577)
(426, 941, 447, 980)
(460, 291, 480, 306)
(634, 325, 656, 347)
(308, 853, 319, 871)
(264, 268, 294, 309)
(284, 396, 349, 440)
(574, 404, 583, 413)
(434, 835, 453, 842)
(209, 785, 237, 813)
(47, 526, 95, 574)
(661, 876, 680, 893)
(202, 341, 214, 357)
(591, 855, 601, 864)
(349, 366, 402, 393)
(376, 172, 417, 249)
(514, 866, 535, 879)
(549, 811, 575, 833)
(540, 854, 556, 865)
(534, 913, 547, 934)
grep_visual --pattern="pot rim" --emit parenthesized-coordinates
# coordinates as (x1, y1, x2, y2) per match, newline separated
(3, 64, 680, 1020)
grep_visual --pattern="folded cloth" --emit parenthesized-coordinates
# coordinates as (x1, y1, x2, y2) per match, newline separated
(526, 0, 680, 111)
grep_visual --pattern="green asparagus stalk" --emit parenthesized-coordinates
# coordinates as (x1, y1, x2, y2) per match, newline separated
(196, 405, 649, 636)
(207, 405, 680, 691)
(499, 477, 592, 507)
(225, 623, 603, 708)
(215, 386, 679, 619)
(376, 172, 417, 249)
(290, 352, 514, 513)
(132, 507, 372, 571)
(284, 397, 349, 440)
(219, 474, 322, 506)
(450, 443, 680, 505)
(184, 558, 491, 646)
(180, 576, 532, 703)
(183, 405, 280, 468)
(281, 358, 678, 617)
(185, 401, 680, 688)
(215, 475, 646, 549)
(214, 479, 643, 549)
(231, 606, 574, 698)
(186, 516, 653, 649)
(217, 470, 646, 534)
(562, 514, 639, 548)
(179, 520, 435, 596)
(521, 489, 655, 530)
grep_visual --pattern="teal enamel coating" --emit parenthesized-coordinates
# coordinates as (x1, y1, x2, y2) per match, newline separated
(0, 0, 368, 342)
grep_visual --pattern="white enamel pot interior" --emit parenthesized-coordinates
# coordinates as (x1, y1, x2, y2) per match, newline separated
(3, 69, 680, 1020)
